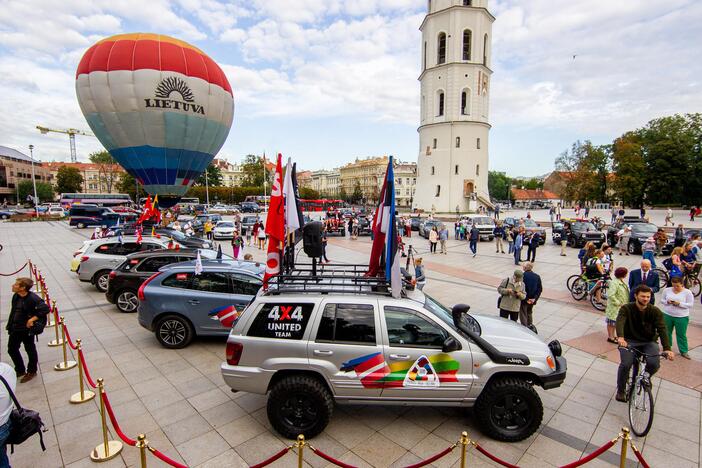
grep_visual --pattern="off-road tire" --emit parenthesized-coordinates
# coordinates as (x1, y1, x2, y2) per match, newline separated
(474, 377, 543, 442)
(267, 375, 334, 439)
(155, 314, 194, 349)
(93, 270, 111, 292)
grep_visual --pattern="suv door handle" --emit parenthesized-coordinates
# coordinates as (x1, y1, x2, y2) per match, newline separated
(188, 300, 200, 305)
(313, 350, 333, 356)
(389, 354, 411, 360)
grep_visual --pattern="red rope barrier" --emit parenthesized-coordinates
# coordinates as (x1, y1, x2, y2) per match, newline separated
(630, 443, 651, 468)
(473, 443, 520, 468)
(102, 391, 137, 446)
(78, 349, 97, 388)
(62, 323, 77, 350)
(0, 262, 28, 276)
(402, 445, 455, 468)
(558, 439, 617, 468)
(310, 446, 359, 468)
(149, 446, 189, 468)
(249, 447, 291, 468)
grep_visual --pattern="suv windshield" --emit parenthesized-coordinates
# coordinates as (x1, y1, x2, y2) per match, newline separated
(631, 223, 658, 236)
(574, 222, 597, 231)
(423, 295, 481, 336)
(242, 216, 257, 224)
(167, 230, 187, 241)
(217, 222, 235, 228)
(523, 219, 538, 227)
(473, 217, 493, 225)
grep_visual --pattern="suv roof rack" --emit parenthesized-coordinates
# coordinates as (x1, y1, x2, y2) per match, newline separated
(265, 263, 397, 297)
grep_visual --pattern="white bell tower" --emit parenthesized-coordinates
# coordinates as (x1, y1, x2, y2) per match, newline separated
(413, 0, 494, 214)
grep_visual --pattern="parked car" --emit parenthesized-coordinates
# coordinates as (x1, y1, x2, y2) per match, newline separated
(0, 209, 16, 220)
(137, 259, 264, 348)
(551, 222, 564, 244)
(70, 240, 94, 272)
(560, 219, 605, 248)
(409, 217, 422, 231)
(208, 204, 230, 213)
(461, 216, 495, 241)
(418, 220, 442, 238)
(240, 202, 261, 213)
(240, 215, 260, 237)
(503, 218, 546, 244)
(213, 221, 237, 239)
(220, 273, 566, 441)
(75, 236, 176, 292)
(191, 214, 223, 233)
(609, 222, 674, 255)
(106, 249, 228, 313)
(47, 206, 66, 217)
(156, 228, 214, 249)
(68, 205, 114, 228)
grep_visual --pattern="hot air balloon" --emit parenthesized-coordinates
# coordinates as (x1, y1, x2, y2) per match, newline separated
(75, 33, 234, 208)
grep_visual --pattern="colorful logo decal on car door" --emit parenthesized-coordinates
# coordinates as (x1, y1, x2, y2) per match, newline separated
(341, 353, 458, 389)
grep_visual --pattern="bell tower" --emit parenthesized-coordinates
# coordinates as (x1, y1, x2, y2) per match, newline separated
(414, 0, 494, 214)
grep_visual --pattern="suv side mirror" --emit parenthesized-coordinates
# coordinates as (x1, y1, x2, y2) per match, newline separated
(442, 336, 462, 353)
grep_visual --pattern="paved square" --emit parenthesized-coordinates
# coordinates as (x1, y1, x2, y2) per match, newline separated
(1, 218, 700, 467)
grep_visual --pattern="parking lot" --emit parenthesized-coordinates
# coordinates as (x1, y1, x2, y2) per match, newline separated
(1, 217, 701, 467)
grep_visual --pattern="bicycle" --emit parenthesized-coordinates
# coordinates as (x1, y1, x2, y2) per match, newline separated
(620, 346, 668, 437)
(654, 266, 701, 297)
(571, 274, 609, 311)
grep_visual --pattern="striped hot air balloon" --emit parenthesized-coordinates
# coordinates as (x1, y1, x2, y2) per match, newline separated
(75, 33, 234, 208)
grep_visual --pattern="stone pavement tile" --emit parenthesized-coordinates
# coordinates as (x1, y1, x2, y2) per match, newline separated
(150, 399, 199, 428)
(546, 411, 597, 442)
(655, 397, 701, 424)
(389, 451, 422, 468)
(187, 387, 231, 413)
(378, 417, 429, 450)
(348, 405, 401, 431)
(174, 376, 218, 399)
(111, 398, 160, 437)
(195, 448, 247, 467)
(232, 391, 267, 413)
(655, 386, 701, 411)
(176, 430, 229, 467)
(131, 376, 173, 397)
(644, 428, 699, 463)
(51, 396, 99, 425)
(201, 400, 246, 428)
(517, 452, 558, 467)
(408, 432, 460, 468)
(352, 432, 406, 468)
(323, 415, 374, 449)
(400, 406, 449, 432)
(558, 399, 605, 426)
(537, 390, 565, 411)
(64, 454, 126, 468)
(328, 450, 373, 468)
(303, 432, 349, 468)
(565, 388, 611, 411)
(165, 366, 203, 386)
(120, 429, 180, 468)
(234, 431, 288, 466)
(573, 377, 616, 399)
(639, 444, 698, 468)
(216, 414, 267, 447)
(122, 365, 160, 385)
(163, 414, 212, 446)
(659, 378, 702, 397)
(474, 439, 527, 466)
(581, 367, 614, 385)
(141, 386, 185, 412)
(525, 434, 583, 467)
(647, 413, 700, 443)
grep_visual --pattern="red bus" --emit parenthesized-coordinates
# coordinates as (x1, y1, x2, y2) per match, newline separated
(300, 199, 345, 212)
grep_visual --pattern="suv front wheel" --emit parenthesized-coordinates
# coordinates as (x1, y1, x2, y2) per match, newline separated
(155, 314, 194, 349)
(474, 377, 543, 442)
(267, 375, 334, 439)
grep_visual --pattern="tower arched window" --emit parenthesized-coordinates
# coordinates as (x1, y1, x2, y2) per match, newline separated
(437, 33, 446, 65)
(463, 1, 471, 6)
(437, 91, 445, 116)
(483, 34, 488, 65)
(460, 88, 471, 115)
(463, 30, 472, 61)
(423, 41, 427, 70)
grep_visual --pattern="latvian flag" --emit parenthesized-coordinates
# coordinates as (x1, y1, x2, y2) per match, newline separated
(340, 352, 391, 389)
(208, 304, 240, 328)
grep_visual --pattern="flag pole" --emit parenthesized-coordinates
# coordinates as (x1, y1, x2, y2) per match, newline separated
(262, 152, 267, 215)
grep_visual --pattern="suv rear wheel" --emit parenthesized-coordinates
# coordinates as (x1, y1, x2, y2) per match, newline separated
(267, 375, 334, 439)
(474, 377, 543, 442)
(93, 270, 111, 292)
(115, 289, 139, 313)
(155, 314, 194, 349)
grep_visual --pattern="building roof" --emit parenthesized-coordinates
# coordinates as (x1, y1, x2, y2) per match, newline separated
(0, 145, 35, 163)
(511, 188, 560, 200)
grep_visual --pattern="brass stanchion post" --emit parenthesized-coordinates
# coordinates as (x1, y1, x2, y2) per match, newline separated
(38, 274, 45, 300)
(459, 431, 469, 468)
(136, 434, 148, 468)
(296, 435, 305, 468)
(70, 339, 95, 404)
(48, 300, 64, 347)
(619, 427, 630, 468)
(54, 317, 77, 371)
(90, 379, 123, 462)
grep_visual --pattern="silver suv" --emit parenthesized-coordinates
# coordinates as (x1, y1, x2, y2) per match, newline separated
(221, 273, 566, 442)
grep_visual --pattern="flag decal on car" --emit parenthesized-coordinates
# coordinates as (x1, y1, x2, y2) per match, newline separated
(341, 353, 459, 388)
(208, 304, 241, 328)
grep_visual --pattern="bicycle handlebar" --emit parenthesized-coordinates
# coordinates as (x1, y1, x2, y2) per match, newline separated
(618, 345, 669, 359)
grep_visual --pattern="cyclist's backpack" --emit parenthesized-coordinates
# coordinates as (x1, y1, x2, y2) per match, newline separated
(585, 257, 600, 278)
(662, 258, 673, 271)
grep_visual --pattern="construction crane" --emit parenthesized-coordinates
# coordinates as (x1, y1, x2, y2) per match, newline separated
(36, 125, 94, 163)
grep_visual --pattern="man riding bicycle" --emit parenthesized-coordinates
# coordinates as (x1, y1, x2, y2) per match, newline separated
(615, 284, 674, 402)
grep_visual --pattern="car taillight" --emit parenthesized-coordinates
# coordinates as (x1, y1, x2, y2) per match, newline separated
(137, 272, 161, 301)
(80, 256, 90, 263)
(226, 342, 243, 366)
(108, 271, 117, 279)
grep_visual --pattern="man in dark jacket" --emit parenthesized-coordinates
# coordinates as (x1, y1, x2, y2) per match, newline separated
(7, 277, 49, 383)
(526, 231, 540, 262)
(615, 284, 674, 402)
(628, 260, 659, 304)
(469, 225, 480, 257)
(520, 262, 542, 328)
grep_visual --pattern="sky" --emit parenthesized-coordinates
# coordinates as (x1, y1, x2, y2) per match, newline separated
(1, 0, 701, 177)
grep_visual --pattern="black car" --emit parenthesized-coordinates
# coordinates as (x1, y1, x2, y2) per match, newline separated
(418, 220, 441, 238)
(503, 217, 546, 245)
(551, 222, 564, 244)
(606, 218, 648, 246)
(609, 222, 674, 255)
(191, 214, 223, 233)
(357, 216, 372, 235)
(158, 228, 214, 249)
(409, 217, 422, 231)
(240, 202, 261, 213)
(562, 220, 605, 248)
(106, 249, 228, 312)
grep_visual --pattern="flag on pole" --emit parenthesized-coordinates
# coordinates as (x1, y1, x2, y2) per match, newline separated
(194, 250, 203, 275)
(263, 154, 285, 289)
(138, 196, 152, 224)
(291, 163, 305, 229)
(283, 158, 302, 231)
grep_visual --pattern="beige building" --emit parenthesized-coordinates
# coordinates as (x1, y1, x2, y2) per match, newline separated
(394, 162, 418, 207)
(0, 145, 53, 203)
(310, 169, 341, 197)
(339, 156, 416, 206)
(46, 162, 125, 194)
(213, 158, 245, 187)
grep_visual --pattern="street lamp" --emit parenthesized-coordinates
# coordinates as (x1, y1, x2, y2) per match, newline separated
(28, 144, 39, 218)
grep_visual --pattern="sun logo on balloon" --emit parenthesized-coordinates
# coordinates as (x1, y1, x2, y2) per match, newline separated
(155, 77, 195, 102)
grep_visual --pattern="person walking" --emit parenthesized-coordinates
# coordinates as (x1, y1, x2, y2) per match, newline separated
(520, 262, 542, 329)
(526, 231, 540, 262)
(7, 277, 49, 383)
(605, 267, 629, 343)
(429, 226, 438, 254)
(654, 228, 667, 256)
(549, 206, 555, 224)
(664, 207, 673, 226)
(257, 223, 267, 249)
(231, 230, 244, 259)
(507, 227, 515, 255)
(493, 222, 505, 253)
(414, 258, 426, 290)
(494, 204, 500, 220)
(555, 203, 561, 221)
(640, 206, 646, 219)
(318, 228, 329, 263)
(513, 228, 524, 265)
(674, 224, 685, 248)
(584, 204, 590, 218)
(204, 220, 214, 240)
(661, 276, 693, 359)
(251, 220, 260, 247)
(628, 260, 659, 304)
(0, 361, 16, 467)
(667, 246, 684, 280)
(498, 269, 526, 322)
(691, 207, 697, 222)
(610, 206, 618, 224)
(617, 225, 631, 256)
(439, 224, 448, 254)
(469, 224, 480, 257)
(642, 236, 657, 268)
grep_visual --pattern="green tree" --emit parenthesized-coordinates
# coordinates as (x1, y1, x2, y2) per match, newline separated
(554, 140, 610, 204)
(19, 180, 54, 204)
(611, 132, 646, 207)
(55, 166, 83, 194)
(350, 181, 363, 204)
(116, 172, 140, 202)
(195, 163, 223, 186)
(523, 178, 544, 190)
(88, 150, 120, 193)
(339, 187, 348, 202)
(488, 171, 511, 200)
(298, 187, 320, 200)
(241, 154, 270, 187)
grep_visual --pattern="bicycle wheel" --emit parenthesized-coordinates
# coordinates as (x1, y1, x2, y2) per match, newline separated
(684, 276, 701, 297)
(566, 274, 580, 291)
(590, 283, 608, 311)
(653, 267, 668, 289)
(571, 277, 588, 301)
(628, 377, 654, 436)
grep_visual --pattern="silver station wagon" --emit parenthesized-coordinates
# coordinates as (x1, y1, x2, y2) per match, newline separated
(221, 268, 566, 442)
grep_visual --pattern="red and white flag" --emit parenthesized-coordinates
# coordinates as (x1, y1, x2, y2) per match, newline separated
(263, 154, 286, 289)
